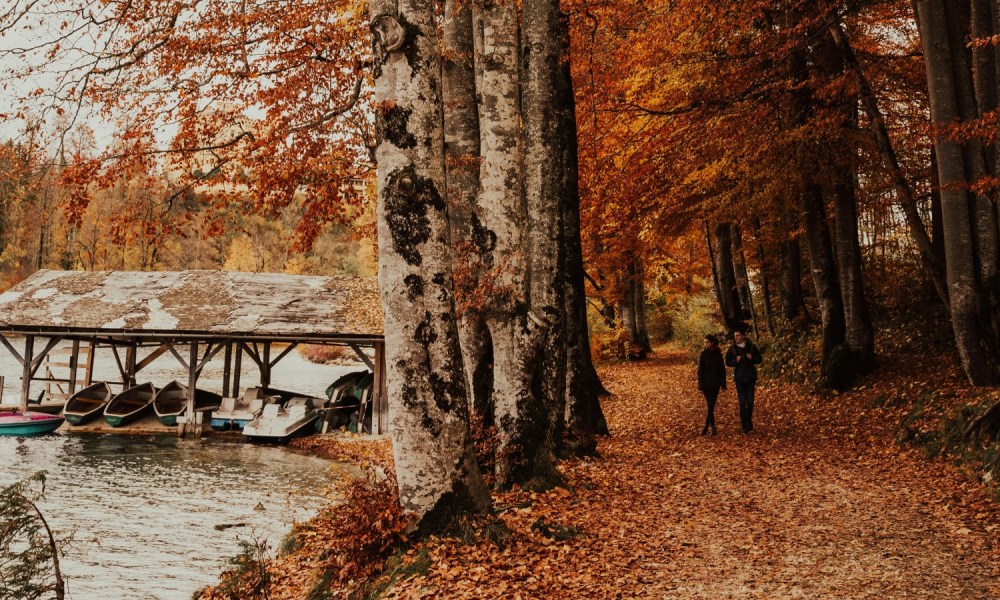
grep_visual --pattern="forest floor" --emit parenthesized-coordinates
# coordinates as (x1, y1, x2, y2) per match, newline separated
(379, 347, 1000, 599)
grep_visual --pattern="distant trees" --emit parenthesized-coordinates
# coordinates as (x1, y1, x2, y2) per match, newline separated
(567, 0, 1000, 389)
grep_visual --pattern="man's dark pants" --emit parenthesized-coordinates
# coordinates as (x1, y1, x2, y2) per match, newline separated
(735, 382, 755, 432)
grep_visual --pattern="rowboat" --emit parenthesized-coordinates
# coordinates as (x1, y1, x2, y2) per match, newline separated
(243, 396, 324, 442)
(103, 382, 156, 427)
(64, 382, 113, 425)
(0, 410, 64, 436)
(153, 381, 223, 426)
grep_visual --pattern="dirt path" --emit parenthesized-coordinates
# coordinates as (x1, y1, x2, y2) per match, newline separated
(593, 352, 1000, 598)
(387, 350, 1000, 599)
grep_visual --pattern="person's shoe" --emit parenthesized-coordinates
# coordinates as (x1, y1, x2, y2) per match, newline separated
(742, 427, 749, 434)
(710, 426, 717, 436)
(701, 425, 709, 436)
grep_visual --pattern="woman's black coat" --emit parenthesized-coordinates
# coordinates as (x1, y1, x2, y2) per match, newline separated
(698, 347, 727, 391)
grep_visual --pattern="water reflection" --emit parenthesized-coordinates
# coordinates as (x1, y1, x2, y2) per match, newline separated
(0, 434, 341, 600)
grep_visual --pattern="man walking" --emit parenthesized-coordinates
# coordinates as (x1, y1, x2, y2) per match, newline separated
(725, 327, 763, 434)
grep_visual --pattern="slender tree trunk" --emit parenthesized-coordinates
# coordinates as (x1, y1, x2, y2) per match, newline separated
(714, 222, 743, 332)
(780, 235, 805, 321)
(752, 218, 777, 335)
(732, 224, 758, 338)
(369, 0, 490, 525)
(443, 0, 493, 421)
(632, 256, 652, 354)
(560, 11, 608, 441)
(828, 21, 950, 307)
(832, 175, 876, 372)
(915, 0, 1000, 384)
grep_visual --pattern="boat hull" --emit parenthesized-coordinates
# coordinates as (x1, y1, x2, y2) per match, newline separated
(104, 383, 156, 427)
(0, 412, 64, 436)
(65, 382, 113, 426)
(244, 414, 319, 442)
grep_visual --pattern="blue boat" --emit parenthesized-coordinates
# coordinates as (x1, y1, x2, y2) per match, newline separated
(0, 410, 64, 436)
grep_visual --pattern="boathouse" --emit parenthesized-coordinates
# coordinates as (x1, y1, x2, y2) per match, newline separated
(0, 269, 386, 436)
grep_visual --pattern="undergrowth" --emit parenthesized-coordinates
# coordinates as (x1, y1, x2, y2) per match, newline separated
(899, 389, 1000, 500)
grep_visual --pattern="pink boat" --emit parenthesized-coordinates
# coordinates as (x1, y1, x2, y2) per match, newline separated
(0, 410, 65, 436)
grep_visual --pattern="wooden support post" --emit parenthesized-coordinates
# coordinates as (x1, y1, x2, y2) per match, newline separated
(222, 342, 232, 398)
(261, 342, 272, 389)
(85, 340, 96, 386)
(19, 336, 34, 412)
(186, 340, 199, 438)
(68, 340, 80, 395)
(126, 340, 138, 388)
(374, 342, 388, 435)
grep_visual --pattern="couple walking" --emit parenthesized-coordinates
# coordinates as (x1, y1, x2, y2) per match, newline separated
(696, 328, 762, 435)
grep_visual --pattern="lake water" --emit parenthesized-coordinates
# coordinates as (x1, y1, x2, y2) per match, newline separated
(0, 340, 367, 599)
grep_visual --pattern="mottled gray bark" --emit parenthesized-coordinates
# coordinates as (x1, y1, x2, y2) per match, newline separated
(475, 0, 550, 488)
(369, 0, 490, 524)
(523, 0, 572, 464)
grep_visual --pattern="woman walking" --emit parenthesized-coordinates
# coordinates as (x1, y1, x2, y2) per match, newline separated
(697, 334, 726, 435)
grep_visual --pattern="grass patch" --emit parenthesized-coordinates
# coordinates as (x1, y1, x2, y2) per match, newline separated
(352, 547, 432, 600)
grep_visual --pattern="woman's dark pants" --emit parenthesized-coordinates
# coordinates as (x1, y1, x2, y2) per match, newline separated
(702, 386, 720, 429)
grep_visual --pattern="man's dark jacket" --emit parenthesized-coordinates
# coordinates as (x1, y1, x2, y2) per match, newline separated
(725, 340, 763, 384)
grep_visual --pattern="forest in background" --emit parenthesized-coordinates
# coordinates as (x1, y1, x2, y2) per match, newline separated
(2, 0, 1000, 546)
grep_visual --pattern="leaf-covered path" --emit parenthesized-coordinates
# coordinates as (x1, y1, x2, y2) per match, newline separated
(386, 350, 1000, 598)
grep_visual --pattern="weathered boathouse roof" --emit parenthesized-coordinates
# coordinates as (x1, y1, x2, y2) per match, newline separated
(0, 269, 383, 342)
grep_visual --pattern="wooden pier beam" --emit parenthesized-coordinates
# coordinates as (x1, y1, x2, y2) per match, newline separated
(233, 343, 243, 398)
(19, 335, 34, 412)
(68, 340, 80, 395)
(222, 342, 232, 398)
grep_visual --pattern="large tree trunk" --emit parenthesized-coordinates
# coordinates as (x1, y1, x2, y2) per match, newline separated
(802, 184, 847, 375)
(945, 0, 1000, 282)
(475, 0, 551, 488)
(814, 32, 876, 376)
(369, 0, 490, 526)
(632, 257, 652, 354)
(559, 11, 609, 441)
(915, 0, 1000, 384)
(443, 0, 493, 420)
